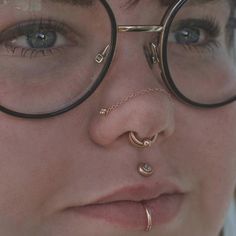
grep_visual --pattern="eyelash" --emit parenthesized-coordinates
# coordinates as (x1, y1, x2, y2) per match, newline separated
(0, 17, 224, 59)
(171, 17, 221, 53)
(0, 19, 78, 58)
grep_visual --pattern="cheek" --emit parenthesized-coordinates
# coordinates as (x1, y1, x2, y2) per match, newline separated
(169, 104, 236, 231)
(174, 103, 236, 180)
(0, 117, 73, 231)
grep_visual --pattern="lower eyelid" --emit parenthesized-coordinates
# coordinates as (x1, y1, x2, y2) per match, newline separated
(2, 44, 68, 58)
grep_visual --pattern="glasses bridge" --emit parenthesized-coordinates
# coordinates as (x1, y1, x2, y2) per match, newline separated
(118, 25, 163, 33)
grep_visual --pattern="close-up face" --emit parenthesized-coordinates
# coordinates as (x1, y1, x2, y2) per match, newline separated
(0, 0, 236, 236)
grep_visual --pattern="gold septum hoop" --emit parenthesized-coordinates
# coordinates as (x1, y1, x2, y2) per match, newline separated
(129, 131, 158, 148)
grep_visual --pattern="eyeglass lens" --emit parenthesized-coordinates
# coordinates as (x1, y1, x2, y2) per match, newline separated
(0, 0, 235, 116)
(0, 0, 112, 115)
(165, 0, 236, 105)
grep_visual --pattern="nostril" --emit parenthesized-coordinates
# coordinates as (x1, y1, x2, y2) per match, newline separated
(89, 87, 175, 148)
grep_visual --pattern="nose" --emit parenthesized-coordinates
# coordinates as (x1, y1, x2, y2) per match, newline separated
(89, 37, 175, 147)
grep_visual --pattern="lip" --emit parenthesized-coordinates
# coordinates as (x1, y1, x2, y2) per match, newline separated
(66, 182, 186, 230)
(93, 182, 183, 204)
(71, 193, 185, 230)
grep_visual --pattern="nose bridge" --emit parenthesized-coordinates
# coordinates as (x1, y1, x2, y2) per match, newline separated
(88, 27, 175, 147)
(111, 28, 164, 88)
(107, 34, 159, 90)
(99, 26, 165, 102)
(113, 24, 163, 76)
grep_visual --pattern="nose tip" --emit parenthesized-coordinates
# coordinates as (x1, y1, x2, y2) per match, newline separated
(89, 87, 175, 147)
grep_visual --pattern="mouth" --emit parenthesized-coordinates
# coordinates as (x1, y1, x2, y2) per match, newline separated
(65, 183, 186, 230)
(70, 193, 185, 230)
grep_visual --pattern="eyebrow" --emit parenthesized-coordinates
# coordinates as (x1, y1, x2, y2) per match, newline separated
(124, 0, 218, 8)
(49, 0, 94, 6)
(49, 0, 220, 7)
(160, 0, 216, 6)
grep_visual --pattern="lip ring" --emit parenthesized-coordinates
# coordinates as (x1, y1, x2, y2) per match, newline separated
(143, 204, 152, 231)
(66, 189, 185, 231)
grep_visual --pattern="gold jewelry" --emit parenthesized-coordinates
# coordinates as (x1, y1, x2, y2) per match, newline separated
(137, 163, 153, 177)
(95, 45, 110, 64)
(129, 131, 158, 148)
(143, 204, 152, 232)
(99, 88, 172, 116)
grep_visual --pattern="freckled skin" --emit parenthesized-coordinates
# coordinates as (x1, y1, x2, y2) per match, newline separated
(0, 1, 235, 236)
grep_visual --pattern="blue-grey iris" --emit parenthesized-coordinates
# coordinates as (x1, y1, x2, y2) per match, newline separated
(27, 31, 57, 49)
(175, 28, 200, 45)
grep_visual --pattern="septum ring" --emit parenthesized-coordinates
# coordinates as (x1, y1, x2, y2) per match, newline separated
(129, 131, 158, 148)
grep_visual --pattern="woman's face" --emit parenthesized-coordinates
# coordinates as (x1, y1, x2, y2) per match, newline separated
(0, 0, 235, 236)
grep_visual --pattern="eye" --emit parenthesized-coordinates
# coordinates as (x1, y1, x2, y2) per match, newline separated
(172, 27, 205, 45)
(10, 30, 65, 49)
(168, 18, 221, 49)
(0, 19, 78, 57)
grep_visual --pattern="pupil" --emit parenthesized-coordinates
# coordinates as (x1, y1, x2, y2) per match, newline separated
(175, 28, 200, 45)
(27, 31, 57, 49)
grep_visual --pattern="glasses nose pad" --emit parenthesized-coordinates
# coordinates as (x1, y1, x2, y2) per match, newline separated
(144, 42, 161, 67)
(150, 42, 160, 64)
(95, 44, 110, 64)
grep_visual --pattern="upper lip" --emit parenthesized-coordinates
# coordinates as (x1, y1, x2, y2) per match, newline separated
(89, 181, 184, 205)
(63, 181, 185, 212)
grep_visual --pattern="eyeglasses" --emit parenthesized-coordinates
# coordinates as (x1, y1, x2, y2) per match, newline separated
(0, 0, 235, 119)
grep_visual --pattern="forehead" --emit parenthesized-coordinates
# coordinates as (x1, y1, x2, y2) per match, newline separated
(0, 0, 228, 12)
(43, 0, 221, 7)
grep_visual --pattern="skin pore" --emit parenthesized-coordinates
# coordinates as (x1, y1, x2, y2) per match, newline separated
(0, 0, 235, 236)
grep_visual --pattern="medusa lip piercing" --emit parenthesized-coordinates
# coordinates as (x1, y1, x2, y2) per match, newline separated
(129, 131, 158, 148)
(137, 163, 153, 177)
(143, 203, 153, 231)
(99, 88, 172, 116)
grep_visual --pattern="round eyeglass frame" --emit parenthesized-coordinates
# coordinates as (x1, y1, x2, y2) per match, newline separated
(0, 0, 235, 119)
(160, 0, 236, 109)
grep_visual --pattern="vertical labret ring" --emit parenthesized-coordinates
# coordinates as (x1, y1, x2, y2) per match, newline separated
(143, 204, 152, 232)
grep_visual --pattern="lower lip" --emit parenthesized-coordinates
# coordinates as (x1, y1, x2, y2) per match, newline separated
(70, 193, 185, 230)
